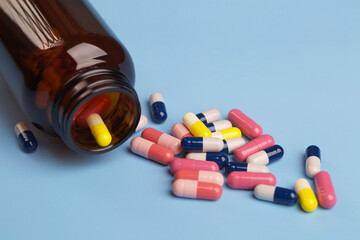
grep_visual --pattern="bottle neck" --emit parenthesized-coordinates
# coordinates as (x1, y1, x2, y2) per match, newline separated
(52, 68, 140, 154)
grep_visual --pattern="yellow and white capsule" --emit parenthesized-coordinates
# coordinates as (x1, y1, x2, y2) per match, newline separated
(211, 127, 242, 140)
(87, 113, 112, 147)
(183, 112, 212, 138)
(295, 178, 318, 212)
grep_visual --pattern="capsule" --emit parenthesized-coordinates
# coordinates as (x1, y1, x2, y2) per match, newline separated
(171, 122, 193, 140)
(150, 92, 167, 123)
(225, 162, 269, 173)
(174, 170, 224, 186)
(185, 152, 229, 169)
(14, 122, 38, 153)
(246, 145, 284, 165)
(87, 113, 112, 147)
(315, 171, 336, 209)
(142, 127, 182, 155)
(130, 137, 174, 165)
(211, 127, 242, 140)
(170, 158, 219, 173)
(183, 113, 212, 137)
(305, 145, 321, 178)
(254, 185, 298, 205)
(221, 137, 246, 154)
(76, 94, 111, 128)
(228, 109, 263, 139)
(205, 120, 232, 132)
(135, 115, 148, 132)
(196, 109, 221, 124)
(172, 179, 222, 200)
(181, 137, 224, 152)
(234, 134, 274, 162)
(227, 172, 276, 189)
(295, 178, 318, 212)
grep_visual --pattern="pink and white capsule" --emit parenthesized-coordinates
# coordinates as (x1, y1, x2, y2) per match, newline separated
(142, 127, 182, 155)
(170, 158, 219, 173)
(234, 134, 275, 162)
(171, 122, 193, 140)
(174, 169, 224, 186)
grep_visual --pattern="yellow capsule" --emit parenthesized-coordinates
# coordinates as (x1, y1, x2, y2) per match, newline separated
(87, 113, 112, 147)
(211, 127, 242, 140)
(295, 178, 318, 212)
(183, 112, 212, 138)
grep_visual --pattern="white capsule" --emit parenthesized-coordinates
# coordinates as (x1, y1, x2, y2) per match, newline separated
(202, 138, 224, 152)
(223, 137, 246, 153)
(196, 109, 221, 124)
(206, 120, 232, 132)
(186, 153, 207, 161)
(247, 151, 269, 165)
(135, 115, 148, 132)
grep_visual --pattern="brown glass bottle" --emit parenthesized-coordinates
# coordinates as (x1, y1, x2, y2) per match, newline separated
(0, 0, 140, 154)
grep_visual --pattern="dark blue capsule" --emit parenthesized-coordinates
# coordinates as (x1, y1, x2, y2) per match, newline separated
(264, 145, 284, 163)
(273, 186, 298, 205)
(150, 93, 167, 123)
(15, 122, 38, 153)
(181, 137, 224, 152)
(196, 113, 207, 124)
(306, 145, 320, 159)
(225, 162, 248, 173)
(205, 122, 216, 132)
(186, 152, 229, 168)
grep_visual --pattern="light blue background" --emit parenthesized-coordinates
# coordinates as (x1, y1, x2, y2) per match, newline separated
(1, 0, 359, 239)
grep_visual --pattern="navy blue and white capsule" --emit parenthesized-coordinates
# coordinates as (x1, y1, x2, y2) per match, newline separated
(254, 184, 298, 206)
(225, 162, 269, 173)
(305, 145, 321, 178)
(221, 137, 245, 154)
(149, 92, 167, 123)
(181, 137, 224, 152)
(205, 120, 232, 132)
(186, 152, 229, 169)
(246, 145, 284, 165)
(196, 109, 220, 124)
(15, 122, 38, 153)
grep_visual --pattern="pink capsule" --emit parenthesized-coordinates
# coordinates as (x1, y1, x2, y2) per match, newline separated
(172, 179, 222, 200)
(170, 158, 219, 174)
(315, 171, 337, 209)
(234, 134, 275, 162)
(172, 123, 193, 140)
(227, 171, 276, 189)
(228, 109, 263, 139)
(142, 127, 182, 155)
(130, 137, 174, 165)
(174, 169, 224, 186)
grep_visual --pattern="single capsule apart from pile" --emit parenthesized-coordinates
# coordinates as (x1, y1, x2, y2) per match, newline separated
(225, 162, 269, 173)
(305, 145, 321, 178)
(150, 92, 167, 123)
(211, 127, 242, 140)
(246, 145, 284, 165)
(196, 109, 221, 124)
(142, 127, 182, 155)
(15, 122, 38, 153)
(295, 178, 318, 212)
(172, 179, 222, 200)
(174, 169, 224, 186)
(205, 120, 232, 132)
(181, 137, 224, 152)
(234, 134, 275, 161)
(315, 171, 336, 209)
(87, 113, 112, 147)
(186, 152, 229, 169)
(254, 184, 298, 205)
(228, 108, 263, 139)
(183, 112, 212, 137)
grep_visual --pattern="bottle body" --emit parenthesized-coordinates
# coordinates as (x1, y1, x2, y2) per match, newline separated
(0, 0, 140, 154)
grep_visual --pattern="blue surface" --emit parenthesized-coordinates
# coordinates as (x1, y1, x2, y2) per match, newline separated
(1, 0, 360, 239)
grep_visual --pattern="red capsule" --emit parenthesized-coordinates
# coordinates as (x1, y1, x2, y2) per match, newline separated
(76, 94, 111, 128)
(234, 134, 274, 162)
(142, 127, 182, 155)
(174, 169, 224, 186)
(315, 171, 337, 209)
(227, 171, 276, 189)
(170, 158, 219, 174)
(228, 109, 263, 139)
(130, 137, 174, 165)
(172, 179, 222, 200)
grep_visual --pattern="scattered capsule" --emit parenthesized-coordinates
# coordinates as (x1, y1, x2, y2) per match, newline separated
(211, 127, 242, 140)
(228, 109, 263, 139)
(172, 179, 222, 200)
(234, 134, 274, 162)
(76, 94, 111, 128)
(142, 127, 182, 155)
(196, 109, 220, 124)
(246, 145, 284, 165)
(174, 169, 224, 186)
(135, 115, 148, 132)
(87, 113, 112, 147)
(221, 137, 246, 154)
(181, 137, 224, 152)
(183, 112, 212, 137)
(227, 172, 276, 189)
(185, 152, 228, 169)
(254, 185, 298, 205)
(205, 120, 232, 132)
(305, 145, 321, 178)
(225, 162, 269, 173)
(150, 92, 167, 123)
(170, 158, 219, 173)
(171, 122, 193, 140)
(130, 137, 174, 165)
(15, 122, 38, 153)
(315, 171, 336, 209)
(295, 178, 318, 212)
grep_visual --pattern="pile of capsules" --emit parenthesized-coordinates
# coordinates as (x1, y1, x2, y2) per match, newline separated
(131, 92, 337, 212)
